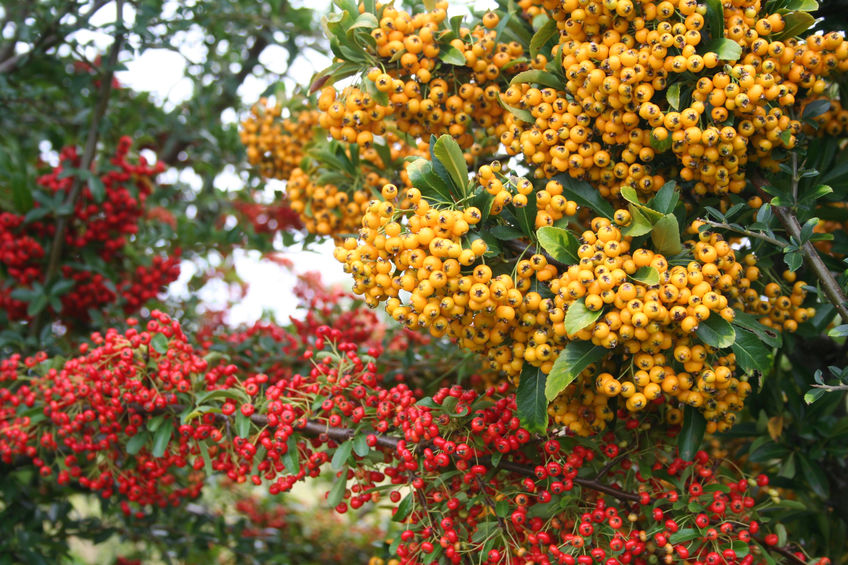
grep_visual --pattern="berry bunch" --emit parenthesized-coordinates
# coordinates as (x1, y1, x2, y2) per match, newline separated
(240, 99, 320, 180)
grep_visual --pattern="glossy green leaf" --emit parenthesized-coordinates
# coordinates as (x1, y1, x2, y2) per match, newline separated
(327, 471, 348, 508)
(732, 310, 782, 347)
(545, 341, 606, 401)
(556, 174, 614, 219)
(331, 440, 353, 470)
(235, 411, 251, 438)
(433, 134, 469, 195)
(150, 333, 169, 355)
(407, 158, 452, 204)
(651, 181, 679, 214)
(126, 431, 148, 455)
(622, 205, 654, 237)
(704, 0, 725, 39)
(630, 266, 660, 286)
(536, 226, 579, 264)
(695, 314, 736, 349)
(678, 405, 706, 461)
(353, 433, 370, 457)
(706, 38, 743, 61)
(799, 454, 829, 498)
(510, 70, 564, 90)
(564, 299, 603, 335)
(393, 493, 414, 522)
(773, 11, 816, 40)
(517, 362, 548, 433)
(152, 420, 173, 458)
(529, 18, 556, 58)
(732, 328, 772, 373)
(651, 213, 683, 255)
(439, 45, 466, 65)
(666, 83, 680, 110)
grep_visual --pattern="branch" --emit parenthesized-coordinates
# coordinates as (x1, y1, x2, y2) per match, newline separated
(30, 1, 125, 337)
(773, 205, 848, 324)
(698, 219, 787, 248)
(0, 0, 111, 74)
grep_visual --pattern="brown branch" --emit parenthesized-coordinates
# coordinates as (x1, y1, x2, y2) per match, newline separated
(29, 1, 125, 337)
(773, 205, 848, 324)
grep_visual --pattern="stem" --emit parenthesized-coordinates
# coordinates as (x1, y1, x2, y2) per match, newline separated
(698, 219, 786, 248)
(30, 2, 125, 337)
(502, 239, 568, 272)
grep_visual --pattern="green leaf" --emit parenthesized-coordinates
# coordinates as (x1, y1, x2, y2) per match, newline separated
(545, 341, 607, 401)
(773, 11, 816, 40)
(393, 493, 413, 522)
(88, 176, 106, 203)
(530, 18, 556, 58)
(651, 181, 679, 214)
(510, 70, 564, 90)
(353, 434, 370, 457)
(517, 362, 548, 433)
(804, 388, 827, 405)
(650, 130, 672, 153)
(651, 213, 683, 255)
(327, 471, 348, 508)
(433, 134, 469, 195)
(695, 314, 736, 349)
(439, 45, 466, 65)
(536, 226, 579, 264)
(150, 333, 169, 355)
(622, 205, 655, 237)
(26, 294, 48, 317)
(564, 299, 603, 335)
(235, 412, 251, 438)
(556, 174, 614, 219)
(666, 83, 680, 110)
(407, 158, 452, 204)
(732, 328, 772, 373)
(778, 453, 796, 478)
(630, 266, 660, 286)
(491, 225, 524, 240)
(282, 435, 300, 475)
(678, 406, 706, 461)
(782, 0, 818, 9)
(146, 414, 166, 432)
(126, 432, 148, 455)
(828, 324, 848, 338)
(499, 96, 534, 123)
(706, 38, 743, 61)
(799, 454, 829, 498)
(704, 0, 725, 39)
(803, 99, 831, 121)
(669, 528, 699, 544)
(732, 310, 782, 347)
(331, 440, 353, 470)
(152, 419, 173, 458)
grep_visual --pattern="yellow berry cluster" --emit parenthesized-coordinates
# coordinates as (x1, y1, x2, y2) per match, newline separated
(501, 0, 848, 199)
(804, 99, 848, 136)
(286, 168, 372, 238)
(240, 99, 319, 180)
(476, 163, 580, 223)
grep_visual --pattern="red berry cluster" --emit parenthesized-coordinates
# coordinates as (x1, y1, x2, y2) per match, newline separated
(0, 137, 180, 325)
(0, 306, 821, 565)
(231, 199, 304, 235)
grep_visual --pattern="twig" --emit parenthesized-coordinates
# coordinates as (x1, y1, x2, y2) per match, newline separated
(30, 1, 125, 337)
(502, 238, 569, 271)
(810, 383, 848, 392)
(698, 219, 786, 248)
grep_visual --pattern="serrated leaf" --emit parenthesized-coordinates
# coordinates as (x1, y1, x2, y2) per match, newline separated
(234, 412, 251, 438)
(706, 38, 743, 61)
(510, 70, 564, 90)
(564, 299, 603, 335)
(327, 471, 348, 508)
(393, 493, 413, 522)
(517, 362, 548, 433)
(407, 158, 452, 204)
(695, 314, 736, 348)
(732, 328, 772, 373)
(152, 420, 173, 458)
(433, 134, 469, 196)
(545, 341, 606, 401)
(630, 266, 660, 286)
(536, 226, 579, 264)
(651, 213, 682, 255)
(530, 18, 556, 58)
(331, 440, 353, 470)
(678, 405, 706, 461)
(150, 333, 169, 355)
